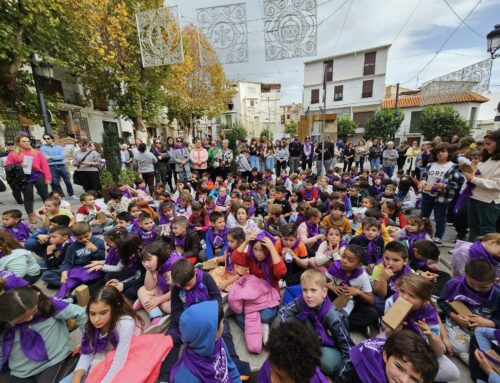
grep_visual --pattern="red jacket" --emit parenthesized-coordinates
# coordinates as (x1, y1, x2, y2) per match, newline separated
(231, 249, 287, 291)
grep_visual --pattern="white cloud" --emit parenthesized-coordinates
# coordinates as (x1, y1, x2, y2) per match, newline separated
(166, 0, 500, 103)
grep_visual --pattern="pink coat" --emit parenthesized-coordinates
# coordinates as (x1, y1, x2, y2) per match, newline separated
(228, 274, 281, 353)
(5, 149, 52, 182)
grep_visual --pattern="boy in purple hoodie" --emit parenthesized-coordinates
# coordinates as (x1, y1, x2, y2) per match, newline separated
(2, 209, 31, 244)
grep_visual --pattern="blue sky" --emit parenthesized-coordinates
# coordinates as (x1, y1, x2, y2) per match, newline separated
(165, 0, 500, 103)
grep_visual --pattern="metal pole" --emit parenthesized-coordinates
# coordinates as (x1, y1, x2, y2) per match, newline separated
(267, 96, 271, 139)
(321, 61, 327, 171)
(394, 83, 400, 141)
(31, 62, 51, 134)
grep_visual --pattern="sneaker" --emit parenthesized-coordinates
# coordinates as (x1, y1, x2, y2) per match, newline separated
(69, 195, 80, 200)
(145, 315, 170, 334)
(262, 323, 270, 346)
(133, 299, 142, 311)
(279, 280, 287, 289)
(432, 237, 443, 245)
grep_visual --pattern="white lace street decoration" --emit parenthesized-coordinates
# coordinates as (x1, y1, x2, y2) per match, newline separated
(197, 3, 248, 64)
(264, 0, 317, 61)
(136, 6, 184, 68)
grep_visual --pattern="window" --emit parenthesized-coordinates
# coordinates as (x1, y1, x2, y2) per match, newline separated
(469, 107, 478, 128)
(41, 78, 63, 96)
(363, 51, 376, 76)
(249, 99, 258, 107)
(281, 115, 285, 124)
(409, 111, 421, 133)
(334, 85, 343, 101)
(311, 89, 320, 104)
(324, 60, 333, 82)
(353, 111, 373, 128)
(361, 80, 373, 98)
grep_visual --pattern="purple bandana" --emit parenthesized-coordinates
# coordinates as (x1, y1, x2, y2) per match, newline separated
(361, 233, 382, 265)
(1, 297, 69, 368)
(216, 194, 228, 207)
(157, 252, 183, 293)
(341, 178, 352, 188)
(306, 222, 319, 238)
(258, 359, 329, 383)
(303, 142, 312, 157)
(469, 241, 499, 267)
(400, 297, 439, 336)
(133, 226, 157, 246)
(295, 212, 303, 226)
(123, 188, 133, 199)
(297, 296, 334, 347)
(104, 247, 120, 266)
(182, 269, 211, 308)
(81, 328, 119, 354)
(248, 231, 277, 288)
(0, 271, 28, 290)
(444, 275, 494, 308)
(342, 195, 350, 207)
(159, 209, 175, 225)
(175, 230, 189, 248)
(171, 338, 230, 383)
(349, 338, 388, 383)
(5, 222, 30, 242)
(225, 248, 235, 273)
(280, 238, 299, 251)
(327, 260, 364, 286)
(454, 169, 481, 214)
(209, 227, 228, 249)
(377, 260, 412, 296)
(55, 268, 103, 299)
(303, 187, 316, 201)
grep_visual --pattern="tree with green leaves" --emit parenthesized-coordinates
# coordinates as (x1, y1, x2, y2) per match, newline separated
(284, 120, 298, 137)
(101, 127, 121, 184)
(365, 109, 404, 142)
(417, 105, 470, 142)
(223, 121, 247, 152)
(337, 116, 357, 139)
(260, 127, 274, 141)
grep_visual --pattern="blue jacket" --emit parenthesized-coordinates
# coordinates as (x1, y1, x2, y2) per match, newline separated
(40, 144, 66, 165)
(61, 236, 105, 271)
(172, 301, 241, 383)
(204, 228, 228, 260)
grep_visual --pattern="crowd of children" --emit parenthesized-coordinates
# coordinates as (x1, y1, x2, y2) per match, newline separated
(0, 153, 499, 383)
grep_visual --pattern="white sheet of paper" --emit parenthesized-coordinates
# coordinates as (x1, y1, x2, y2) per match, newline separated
(22, 156, 33, 174)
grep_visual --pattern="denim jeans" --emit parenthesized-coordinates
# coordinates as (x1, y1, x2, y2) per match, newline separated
(234, 306, 278, 330)
(369, 157, 380, 171)
(383, 165, 395, 178)
(249, 155, 259, 170)
(289, 157, 300, 173)
(265, 157, 275, 172)
(49, 165, 74, 197)
(420, 193, 448, 239)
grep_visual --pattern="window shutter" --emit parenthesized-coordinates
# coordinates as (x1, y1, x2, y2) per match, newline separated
(363, 51, 376, 76)
(362, 80, 374, 98)
(334, 85, 343, 101)
(324, 60, 333, 82)
(311, 89, 320, 104)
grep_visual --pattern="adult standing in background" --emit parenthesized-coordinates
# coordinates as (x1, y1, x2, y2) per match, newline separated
(5, 136, 51, 222)
(405, 141, 420, 176)
(463, 130, 500, 241)
(301, 135, 314, 171)
(382, 141, 398, 178)
(249, 138, 260, 170)
(40, 134, 78, 200)
(315, 136, 334, 176)
(189, 138, 208, 177)
(288, 135, 302, 173)
(215, 139, 233, 179)
(151, 138, 169, 185)
(396, 140, 409, 172)
(368, 138, 382, 171)
(172, 137, 191, 181)
(166, 137, 177, 189)
(354, 139, 368, 171)
(133, 143, 157, 194)
(415, 143, 431, 180)
(207, 140, 221, 181)
(341, 142, 355, 173)
(275, 140, 289, 175)
(259, 137, 268, 171)
(119, 144, 134, 170)
(72, 139, 102, 192)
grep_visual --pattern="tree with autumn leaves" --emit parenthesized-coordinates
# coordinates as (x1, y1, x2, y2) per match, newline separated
(0, 0, 233, 137)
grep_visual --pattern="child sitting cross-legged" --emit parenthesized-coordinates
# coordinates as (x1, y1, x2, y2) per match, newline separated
(0, 231, 41, 283)
(310, 226, 347, 273)
(159, 259, 250, 382)
(372, 241, 412, 315)
(75, 193, 112, 234)
(278, 269, 355, 379)
(170, 301, 241, 383)
(275, 223, 308, 287)
(383, 274, 460, 382)
(320, 201, 352, 239)
(202, 212, 228, 262)
(349, 217, 385, 270)
(2, 209, 31, 244)
(325, 243, 379, 334)
(263, 204, 287, 238)
(36, 197, 75, 228)
(438, 259, 500, 361)
(257, 321, 330, 383)
(132, 212, 159, 246)
(349, 330, 439, 383)
(169, 215, 202, 263)
(24, 214, 71, 258)
(45, 226, 72, 271)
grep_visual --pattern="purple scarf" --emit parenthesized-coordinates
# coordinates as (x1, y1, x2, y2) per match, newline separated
(175, 230, 189, 248)
(371, 184, 383, 195)
(295, 212, 303, 226)
(401, 297, 439, 336)
(327, 260, 364, 286)
(0, 270, 28, 290)
(361, 233, 382, 265)
(258, 359, 329, 383)
(5, 222, 30, 242)
(1, 298, 69, 368)
(216, 194, 228, 207)
(342, 195, 350, 207)
(225, 248, 235, 273)
(280, 238, 299, 251)
(157, 252, 183, 293)
(341, 178, 352, 188)
(303, 187, 316, 201)
(27, 171, 43, 183)
(182, 269, 211, 308)
(469, 241, 499, 267)
(171, 338, 231, 383)
(55, 267, 103, 298)
(444, 275, 494, 308)
(123, 188, 133, 199)
(209, 227, 228, 249)
(81, 328, 119, 354)
(297, 296, 334, 347)
(454, 169, 481, 214)
(349, 338, 389, 383)
(303, 142, 312, 157)
(378, 261, 412, 296)
(281, 175, 289, 182)
(133, 226, 157, 246)
(306, 222, 319, 237)
(104, 247, 120, 266)
(248, 231, 276, 288)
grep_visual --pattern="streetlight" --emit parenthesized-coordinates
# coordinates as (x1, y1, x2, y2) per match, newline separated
(31, 55, 53, 134)
(487, 24, 500, 59)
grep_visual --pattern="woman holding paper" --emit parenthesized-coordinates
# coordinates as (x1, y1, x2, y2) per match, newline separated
(5, 135, 51, 223)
